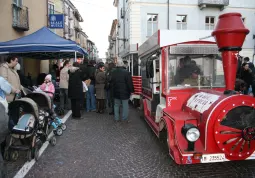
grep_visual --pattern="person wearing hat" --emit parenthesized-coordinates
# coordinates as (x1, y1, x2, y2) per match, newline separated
(40, 74, 55, 98)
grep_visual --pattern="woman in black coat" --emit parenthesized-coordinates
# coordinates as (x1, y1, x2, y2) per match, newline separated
(68, 62, 84, 119)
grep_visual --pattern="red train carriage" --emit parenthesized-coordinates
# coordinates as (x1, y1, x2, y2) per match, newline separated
(139, 13, 255, 164)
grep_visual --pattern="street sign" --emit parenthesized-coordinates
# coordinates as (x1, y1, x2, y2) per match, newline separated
(49, 14, 64, 29)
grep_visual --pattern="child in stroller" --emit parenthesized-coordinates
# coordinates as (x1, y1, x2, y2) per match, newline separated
(38, 74, 66, 136)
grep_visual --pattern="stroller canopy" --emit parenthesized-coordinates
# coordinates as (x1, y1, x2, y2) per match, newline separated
(9, 98, 39, 119)
(25, 92, 52, 109)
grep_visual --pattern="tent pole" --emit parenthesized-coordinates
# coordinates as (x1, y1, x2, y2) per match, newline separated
(75, 51, 77, 62)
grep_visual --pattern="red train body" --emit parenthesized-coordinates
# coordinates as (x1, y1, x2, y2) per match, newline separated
(138, 13, 255, 164)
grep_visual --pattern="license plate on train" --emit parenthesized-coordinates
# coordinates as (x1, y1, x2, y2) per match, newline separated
(201, 154, 226, 163)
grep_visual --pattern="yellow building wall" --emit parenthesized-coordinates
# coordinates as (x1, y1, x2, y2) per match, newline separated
(0, 0, 48, 77)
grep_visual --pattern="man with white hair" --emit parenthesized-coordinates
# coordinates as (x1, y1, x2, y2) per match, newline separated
(110, 59, 134, 122)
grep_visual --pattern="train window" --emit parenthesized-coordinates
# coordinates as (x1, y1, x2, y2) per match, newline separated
(166, 54, 225, 90)
(141, 58, 150, 89)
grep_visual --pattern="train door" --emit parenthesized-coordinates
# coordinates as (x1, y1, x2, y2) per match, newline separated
(141, 54, 160, 121)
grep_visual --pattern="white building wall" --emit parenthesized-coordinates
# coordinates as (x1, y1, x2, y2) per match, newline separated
(116, 0, 255, 60)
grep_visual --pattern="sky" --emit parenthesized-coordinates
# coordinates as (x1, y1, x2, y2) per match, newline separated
(71, 0, 116, 58)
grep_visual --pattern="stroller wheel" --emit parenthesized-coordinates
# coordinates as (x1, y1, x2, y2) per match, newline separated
(60, 124, 67, 131)
(50, 136, 57, 146)
(54, 128, 63, 136)
(3, 150, 10, 161)
(10, 150, 19, 161)
(27, 150, 32, 162)
(33, 147, 39, 161)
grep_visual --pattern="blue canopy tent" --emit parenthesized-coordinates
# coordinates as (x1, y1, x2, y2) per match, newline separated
(0, 27, 88, 60)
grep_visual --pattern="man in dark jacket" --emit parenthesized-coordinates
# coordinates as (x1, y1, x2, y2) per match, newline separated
(111, 59, 134, 122)
(68, 62, 84, 119)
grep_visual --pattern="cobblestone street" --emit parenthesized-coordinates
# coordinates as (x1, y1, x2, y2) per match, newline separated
(7, 107, 251, 178)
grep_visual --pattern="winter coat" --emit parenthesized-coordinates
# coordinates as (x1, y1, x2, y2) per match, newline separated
(0, 63, 22, 102)
(59, 66, 69, 89)
(0, 77, 11, 144)
(95, 71, 106, 99)
(110, 67, 134, 100)
(86, 65, 96, 85)
(240, 69, 253, 87)
(0, 76, 11, 113)
(68, 67, 83, 100)
(40, 82, 55, 98)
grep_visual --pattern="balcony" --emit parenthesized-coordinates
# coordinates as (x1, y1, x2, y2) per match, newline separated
(198, 0, 229, 10)
(68, 13, 74, 20)
(74, 21, 82, 32)
(12, 4, 29, 31)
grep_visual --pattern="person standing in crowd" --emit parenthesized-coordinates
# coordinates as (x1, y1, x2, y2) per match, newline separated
(111, 59, 134, 122)
(0, 76, 11, 178)
(95, 63, 106, 113)
(86, 60, 96, 112)
(244, 57, 254, 71)
(240, 62, 253, 95)
(68, 62, 84, 119)
(80, 59, 89, 110)
(0, 56, 22, 102)
(105, 62, 116, 115)
(59, 60, 71, 110)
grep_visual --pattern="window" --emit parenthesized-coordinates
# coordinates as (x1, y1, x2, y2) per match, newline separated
(147, 14, 158, 36)
(176, 15, 187, 30)
(48, 3, 54, 14)
(205, 16, 215, 30)
(13, 0, 22, 7)
(166, 53, 224, 91)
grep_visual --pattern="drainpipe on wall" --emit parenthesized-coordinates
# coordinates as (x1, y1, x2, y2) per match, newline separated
(167, 0, 170, 29)
(46, 0, 49, 27)
(123, 0, 125, 49)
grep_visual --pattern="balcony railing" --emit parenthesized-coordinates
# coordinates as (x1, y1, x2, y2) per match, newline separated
(12, 4, 29, 31)
(198, 0, 229, 10)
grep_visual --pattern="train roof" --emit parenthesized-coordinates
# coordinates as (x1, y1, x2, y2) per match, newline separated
(138, 29, 217, 58)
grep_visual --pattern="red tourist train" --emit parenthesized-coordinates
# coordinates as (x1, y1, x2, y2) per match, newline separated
(138, 13, 255, 164)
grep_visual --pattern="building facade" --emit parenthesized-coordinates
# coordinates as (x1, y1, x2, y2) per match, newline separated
(0, 0, 47, 78)
(87, 39, 99, 60)
(107, 19, 118, 63)
(114, 0, 255, 62)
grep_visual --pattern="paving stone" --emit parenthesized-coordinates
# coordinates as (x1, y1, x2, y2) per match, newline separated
(16, 107, 255, 178)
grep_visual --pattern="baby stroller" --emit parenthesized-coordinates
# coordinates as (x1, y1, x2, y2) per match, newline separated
(25, 91, 67, 137)
(4, 98, 41, 161)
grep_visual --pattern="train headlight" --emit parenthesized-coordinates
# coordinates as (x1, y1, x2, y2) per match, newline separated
(181, 124, 200, 151)
(186, 128, 200, 142)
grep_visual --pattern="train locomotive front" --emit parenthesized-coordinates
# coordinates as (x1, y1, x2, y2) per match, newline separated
(139, 12, 255, 164)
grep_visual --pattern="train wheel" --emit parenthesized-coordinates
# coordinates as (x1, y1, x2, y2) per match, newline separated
(214, 106, 255, 159)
